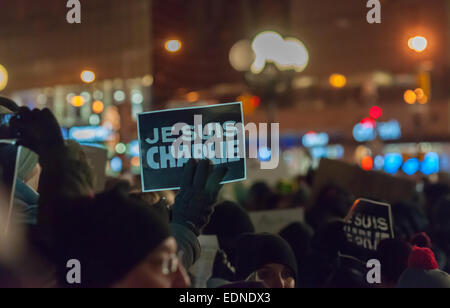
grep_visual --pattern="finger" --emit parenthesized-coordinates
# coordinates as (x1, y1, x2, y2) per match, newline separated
(193, 159, 210, 190)
(204, 165, 227, 196)
(41, 108, 58, 124)
(180, 159, 196, 189)
(11, 107, 31, 124)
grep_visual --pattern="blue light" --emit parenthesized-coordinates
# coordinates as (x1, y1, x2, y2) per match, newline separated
(384, 153, 403, 174)
(68, 126, 114, 143)
(110, 157, 123, 173)
(258, 147, 272, 162)
(378, 120, 402, 141)
(402, 158, 420, 175)
(353, 123, 376, 142)
(127, 140, 140, 157)
(326, 145, 345, 159)
(421, 152, 440, 175)
(302, 132, 329, 148)
(311, 147, 327, 159)
(374, 155, 384, 170)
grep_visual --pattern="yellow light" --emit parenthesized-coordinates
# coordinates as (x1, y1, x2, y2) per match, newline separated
(404, 90, 417, 105)
(418, 95, 429, 105)
(186, 91, 199, 102)
(142, 74, 154, 87)
(0, 64, 8, 91)
(81, 70, 96, 83)
(131, 156, 140, 167)
(92, 100, 105, 114)
(71, 96, 85, 107)
(329, 74, 347, 88)
(408, 36, 428, 53)
(165, 40, 182, 53)
(414, 88, 425, 100)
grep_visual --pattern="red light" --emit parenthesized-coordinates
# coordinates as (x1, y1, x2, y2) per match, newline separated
(361, 156, 374, 171)
(369, 106, 383, 120)
(361, 117, 376, 128)
(250, 96, 261, 108)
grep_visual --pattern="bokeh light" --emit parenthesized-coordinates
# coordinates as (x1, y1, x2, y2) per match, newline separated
(369, 106, 383, 120)
(114, 90, 126, 102)
(71, 95, 85, 107)
(408, 36, 428, 53)
(92, 100, 105, 114)
(329, 74, 347, 88)
(115, 142, 127, 154)
(229, 40, 255, 72)
(402, 158, 420, 175)
(131, 156, 141, 167)
(89, 114, 101, 126)
(187, 91, 199, 103)
(81, 70, 96, 83)
(404, 90, 417, 104)
(251, 31, 309, 74)
(0, 64, 8, 91)
(361, 156, 374, 171)
(165, 40, 182, 53)
(384, 153, 403, 174)
(110, 157, 123, 173)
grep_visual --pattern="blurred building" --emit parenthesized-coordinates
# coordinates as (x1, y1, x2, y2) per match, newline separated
(1, 0, 450, 177)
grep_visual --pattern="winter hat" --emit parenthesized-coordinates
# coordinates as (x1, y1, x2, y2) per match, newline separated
(235, 233, 297, 281)
(375, 239, 412, 284)
(53, 190, 171, 288)
(203, 201, 254, 239)
(397, 246, 450, 288)
(279, 222, 314, 267)
(311, 219, 347, 258)
(410, 232, 432, 248)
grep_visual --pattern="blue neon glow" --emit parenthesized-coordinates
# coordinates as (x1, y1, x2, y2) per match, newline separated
(378, 120, 402, 141)
(353, 123, 376, 142)
(374, 155, 384, 170)
(127, 140, 140, 157)
(311, 147, 327, 159)
(421, 152, 440, 175)
(258, 147, 272, 162)
(68, 126, 114, 143)
(327, 145, 345, 159)
(384, 153, 403, 174)
(302, 133, 329, 148)
(353, 120, 402, 142)
(402, 158, 420, 175)
(110, 157, 123, 173)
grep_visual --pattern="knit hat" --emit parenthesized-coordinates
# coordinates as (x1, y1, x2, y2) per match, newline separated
(235, 233, 297, 281)
(203, 201, 254, 239)
(279, 222, 314, 268)
(53, 190, 171, 288)
(397, 246, 450, 288)
(375, 239, 412, 284)
(410, 232, 432, 248)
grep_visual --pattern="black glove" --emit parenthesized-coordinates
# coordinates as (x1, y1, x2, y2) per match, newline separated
(172, 159, 227, 236)
(10, 107, 65, 160)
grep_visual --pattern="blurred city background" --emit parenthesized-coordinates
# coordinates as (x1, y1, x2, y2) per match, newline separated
(0, 0, 449, 187)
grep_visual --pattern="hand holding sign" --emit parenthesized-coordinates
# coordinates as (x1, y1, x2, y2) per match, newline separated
(172, 159, 227, 236)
